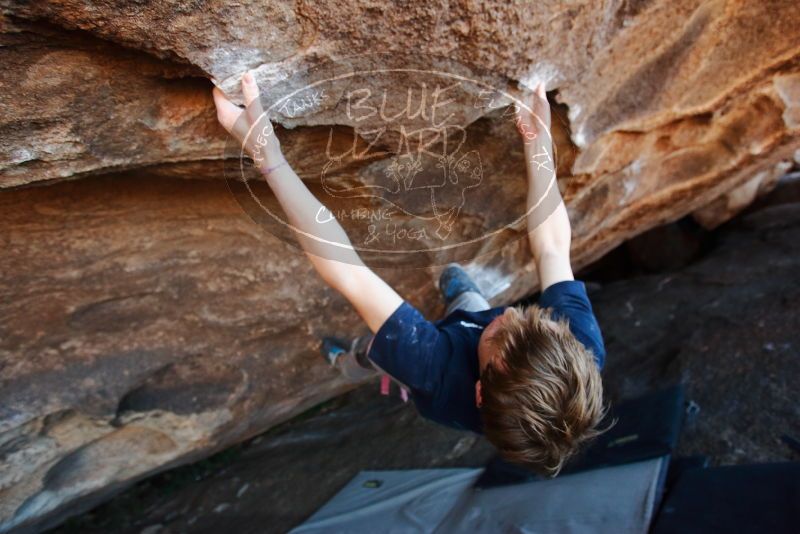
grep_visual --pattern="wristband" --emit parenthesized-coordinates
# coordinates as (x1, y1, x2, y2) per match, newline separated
(261, 158, 289, 177)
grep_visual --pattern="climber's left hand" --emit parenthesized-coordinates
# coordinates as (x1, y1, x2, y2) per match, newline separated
(212, 71, 283, 171)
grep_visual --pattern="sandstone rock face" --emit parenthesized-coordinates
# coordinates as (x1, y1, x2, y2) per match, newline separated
(1, 1, 799, 531)
(0, 17, 225, 188)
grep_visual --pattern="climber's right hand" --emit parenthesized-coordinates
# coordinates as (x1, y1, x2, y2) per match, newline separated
(212, 70, 283, 171)
(514, 82, 551, 148)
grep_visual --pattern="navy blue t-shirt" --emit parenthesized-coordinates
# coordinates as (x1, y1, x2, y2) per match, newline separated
(367, 280, 606, 434)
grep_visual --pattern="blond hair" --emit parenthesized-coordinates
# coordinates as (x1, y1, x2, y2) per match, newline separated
(479, 304, 607, 476)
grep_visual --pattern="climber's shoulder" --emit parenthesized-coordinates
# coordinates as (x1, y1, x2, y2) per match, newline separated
(367, 301, 505, 433)
(537, 280, 606, 369)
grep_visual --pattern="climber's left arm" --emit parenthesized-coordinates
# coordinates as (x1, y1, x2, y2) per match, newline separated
(212, 72, 403, 333)
(259, 162, 404, 334)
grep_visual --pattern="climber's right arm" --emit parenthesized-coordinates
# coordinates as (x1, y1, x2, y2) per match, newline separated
(212, 72, 402, 334)
(515, 83, 574, 291)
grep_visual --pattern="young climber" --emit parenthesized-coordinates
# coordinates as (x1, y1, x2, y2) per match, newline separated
(212, 72, 607, 477)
